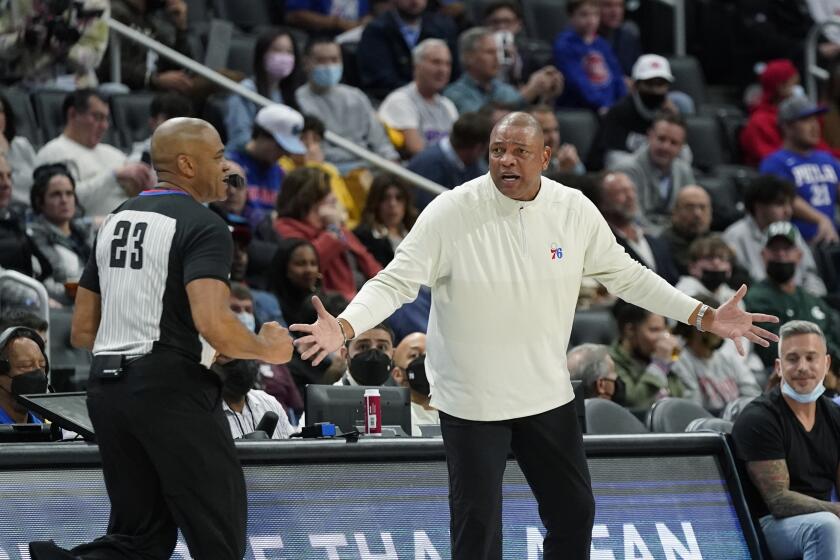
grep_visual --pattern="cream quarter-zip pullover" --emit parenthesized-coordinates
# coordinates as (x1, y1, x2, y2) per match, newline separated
(339, 174, 701, 421)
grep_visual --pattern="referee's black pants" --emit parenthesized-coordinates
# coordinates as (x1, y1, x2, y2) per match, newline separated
(72, 351, 247, 560)
(440, 400, 595, 560)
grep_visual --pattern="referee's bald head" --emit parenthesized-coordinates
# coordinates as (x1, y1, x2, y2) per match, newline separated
(151, 118, 229, 202)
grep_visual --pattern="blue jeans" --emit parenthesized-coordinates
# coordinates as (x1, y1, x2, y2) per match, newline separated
(761, 512, 840, 560)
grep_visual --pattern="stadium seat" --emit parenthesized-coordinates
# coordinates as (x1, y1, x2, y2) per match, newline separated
(697, 174, 744, 232)
(555, 109, 598, 164)
(341, 41, 362, 89)
(685, 114, 725, 172)
(202, 93, 230, 145)
(812, 243, 840, 295)
(584, 398, 649, 435)
(721, 395, 757, 422)
(48, 307, 92, 392)
(684, 417, 733, 434)
(32, 91, 68, 145)
(223, 0, 273, 32)
(1, 87, 41, 147)
(667, 55, 707, 106)
(569, 308, 618, 347)
(646, 397, 712, 433)
(227, 35, 257, 76)
(522, 0, 568, 44)
(110, 92, 156, 148)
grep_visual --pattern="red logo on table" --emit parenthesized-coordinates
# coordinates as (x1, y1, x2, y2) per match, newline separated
(583, 52, 609, 85)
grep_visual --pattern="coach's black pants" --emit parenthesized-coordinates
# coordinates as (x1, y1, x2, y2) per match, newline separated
(440, 400, 595, 560)
(72, 351, 247, 560)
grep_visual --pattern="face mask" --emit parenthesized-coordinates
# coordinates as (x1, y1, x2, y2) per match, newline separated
(405, 354, 430, 397)
(236, 311, 256, 333)
(311, 64, 343, 88)
(638, 91, 666, 111)
(766, 260, 796, 284)
(791, 85, 806, 98)
(265, 52, 295, 80)
(349, 349, 392, 386)
(700, 269, 728, 292)
(6, 369, 48, 396)
(701, 332, 725, 351)
(216, 360, 259, 398)
(781, 379, 825, 403)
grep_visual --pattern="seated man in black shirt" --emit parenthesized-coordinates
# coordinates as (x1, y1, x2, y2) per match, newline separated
(731, 319, 840, 560)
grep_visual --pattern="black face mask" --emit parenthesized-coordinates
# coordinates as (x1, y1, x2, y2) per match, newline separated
(6, 369, 48, 396)
(702, 333, 725, 352)
(216, 360, 259, 398)
(610, 377, 626, 406)
(700, 269, 728, 292)
(349, 349, 392, 386)
(405, 354, 430, 397)
(638, 91, 666, 111)
(766, 260, 796, 284)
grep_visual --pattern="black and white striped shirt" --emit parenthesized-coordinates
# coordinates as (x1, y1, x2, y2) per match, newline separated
(80, 190, 232, 361)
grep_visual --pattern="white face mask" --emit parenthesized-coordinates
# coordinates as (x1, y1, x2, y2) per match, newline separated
(791, 84, 806, 99)
(781, 378, 826, 403)
(236, 311, 256, 332)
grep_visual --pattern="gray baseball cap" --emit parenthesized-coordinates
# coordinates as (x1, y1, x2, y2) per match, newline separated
(777, 96, 827, 127)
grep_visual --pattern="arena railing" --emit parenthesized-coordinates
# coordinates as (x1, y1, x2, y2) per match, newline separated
(105, 17, 448, 198)
(806, 17, 840, 103)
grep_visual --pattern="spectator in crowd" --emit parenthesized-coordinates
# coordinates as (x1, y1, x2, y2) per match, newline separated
(34, 90, 154, 218)
(0, 94, 36, 205)
(611, 111, 695, 227)
(286, 0, 371, 35)
(760, 96, 840, 244)
(128, 92, 194, 166)
(354, 173, 418, 267)
(0, 310, 48, 341)
(27, 164, 93, 305)
(661, 185, 712, 276)
(745, 221, 840, 367)
(741, 59, 802, 167)
(357, 0, 459, 98)
(675, 236, 738, 304)
(731, 320, 840, 560)
(378, 39, 459, 158)
(390, 332, 437, 435)
(483, 1, 565, 92)
(597, 0, 641, 78)
(672, 294, 762, 413)
(100, 0, 193, 93)
(567, 343, 621, 401)
(529, 105, 585, 176)
(596, 171, 679, 284)
(0, 154, 51, 282)
(407, 111, 492, 206)
(609, 299, 685, 410)
(444, 27, 562, 114)
(335, 323, 395, 386)
(0, 0, 109, 89)
(723, 174, 827, 297)
(554, 0, 626, 112)
(296, 37, 399, 174)
(0, 327, 48, 425)
(268, 238, 347, 395)
(278, 115, 360, 228)
(274, 168, 382, 300)
(225, 28, 304, 149)
(226, 104, 307, 229)
(212, 161, 248, 221)
(216, 358, 296, 439)
(591, 54, 688, 170)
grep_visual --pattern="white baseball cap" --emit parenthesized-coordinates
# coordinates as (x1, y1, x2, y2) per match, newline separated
(632, 54, 674, 83)
(254, 104, 306, 155)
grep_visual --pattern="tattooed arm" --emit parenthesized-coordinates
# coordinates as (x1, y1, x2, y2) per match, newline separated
(747, 459, 840, 518)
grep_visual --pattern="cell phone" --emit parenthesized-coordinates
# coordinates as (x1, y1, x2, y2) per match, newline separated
(494, 31, 515, 66)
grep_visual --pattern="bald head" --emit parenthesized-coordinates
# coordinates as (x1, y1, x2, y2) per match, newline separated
(492, 112, 544, 147)
(394, 332, 426, 370)
(150, 118, 228, 202)
(672, 185, 712, 236)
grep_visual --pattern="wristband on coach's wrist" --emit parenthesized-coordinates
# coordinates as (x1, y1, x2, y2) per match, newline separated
(695, 304, 709, 332)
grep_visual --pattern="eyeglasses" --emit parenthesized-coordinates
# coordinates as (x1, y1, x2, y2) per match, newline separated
(86, 111, 109, 123)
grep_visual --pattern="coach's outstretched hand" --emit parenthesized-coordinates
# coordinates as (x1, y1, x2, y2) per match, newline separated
(706, 284, 779, 356)
(289, 296, 345, 366)
(258, 321, 295, 364)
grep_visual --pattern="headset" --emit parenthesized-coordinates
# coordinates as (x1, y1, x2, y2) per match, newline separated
(0, 327, 50, 376)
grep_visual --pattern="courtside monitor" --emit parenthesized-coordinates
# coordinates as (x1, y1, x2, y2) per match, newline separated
(17, 392, 95, 441)
(305, 385, 411, 435)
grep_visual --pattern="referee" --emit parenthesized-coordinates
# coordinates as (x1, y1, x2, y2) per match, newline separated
(30, 118, 293, 560)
